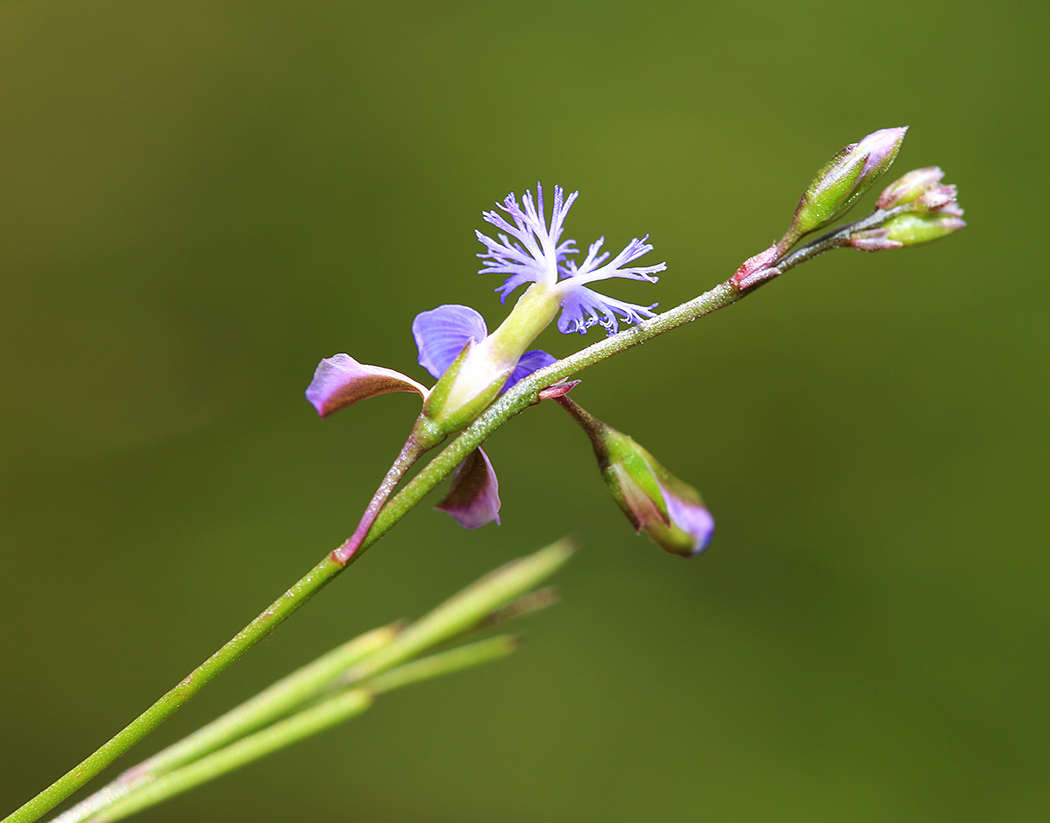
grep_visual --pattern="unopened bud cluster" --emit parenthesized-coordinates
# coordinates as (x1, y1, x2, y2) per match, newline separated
(849, 167, 965, 252)
(732, 127, 964, 291)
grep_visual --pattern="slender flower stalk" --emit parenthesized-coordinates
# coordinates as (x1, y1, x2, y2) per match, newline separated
(3, 280, 742, 823)
(7, 217, 895, 822)
(332, 435, 429, 564)
(4, 129, 964, 823)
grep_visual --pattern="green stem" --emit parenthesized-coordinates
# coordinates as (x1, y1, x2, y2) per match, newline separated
(3, 553, 350, 823)
(50, 541, 571, 823)
(4, 274, 747, 823)
(87, 690, 375, 823)
(48, 626, 399, 823)
(4, 435, 435, 823)
(87, 636, 519, 823)
(774, 206, 904, 273)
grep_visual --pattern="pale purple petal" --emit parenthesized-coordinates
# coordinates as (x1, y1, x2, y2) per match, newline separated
(476, 184, 662, 334)
(661, 486, 715, 556)
(505, 349, 557, 391)
(563, 235, 666, 286)
(306, 354, 427, 418)
(477, 184, 579, 299)
(412, 305, 489, 380)
(556, 285, 658, 335)
(436, 448, 501, 529)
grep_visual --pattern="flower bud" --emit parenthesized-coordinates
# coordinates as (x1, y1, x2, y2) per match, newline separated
(877, 166, 958, 214)
(556, 397, 713, 557)
(787, 127, 908, 244)
(875, 209, 967, 247)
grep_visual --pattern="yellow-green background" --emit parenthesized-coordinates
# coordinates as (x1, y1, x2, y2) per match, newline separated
(2, 2, 1046, 821)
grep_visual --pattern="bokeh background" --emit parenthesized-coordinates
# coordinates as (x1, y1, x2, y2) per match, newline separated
(2, 2, 1047, 821)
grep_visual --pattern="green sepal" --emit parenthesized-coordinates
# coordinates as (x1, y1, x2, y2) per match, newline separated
(881, 211, 966, 246)
(793, 148, 869, 238)
(417, 341, 510, 443)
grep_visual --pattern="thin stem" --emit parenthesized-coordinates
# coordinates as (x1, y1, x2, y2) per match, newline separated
(774, 206, 902, 273)
(332, 435, 426, 565)
(87, 691, 375, 823)
(3, 265, 764, 823)
(3, 553, 350, 823)
(550, 394, 603, 439)
(52, 539, 572, 823)
(87, 637, 519, 823)
(48, 627, 399, 823)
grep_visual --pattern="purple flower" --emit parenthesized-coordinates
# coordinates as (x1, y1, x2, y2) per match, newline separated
(476, 184, 665, 335)
(411, 304, 556, 392)
(308, 184, 666, 528)
(307, 305, 557, 531)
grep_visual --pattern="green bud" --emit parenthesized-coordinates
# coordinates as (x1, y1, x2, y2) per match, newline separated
(556, 397, 714, 557)
(877, 166, 958, 214)
(786, 127, 908, 246)
(879, 208, 967, 247)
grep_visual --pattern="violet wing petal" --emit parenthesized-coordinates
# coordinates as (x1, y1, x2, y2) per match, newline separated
(435, 448, 501, 529)
(412, 304, 489, 380)
(504, 349, 557, 392)
(306, 354, 427, 418)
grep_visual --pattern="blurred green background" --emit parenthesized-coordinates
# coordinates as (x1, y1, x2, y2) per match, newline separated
(2, 1, 1047, 821)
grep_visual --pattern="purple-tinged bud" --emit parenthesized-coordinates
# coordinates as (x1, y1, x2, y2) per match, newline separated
(876, 210, 967, 247)
(556, 397, 713, 557)
(786, 127, 908, 245)
(877, 166, 958, 214)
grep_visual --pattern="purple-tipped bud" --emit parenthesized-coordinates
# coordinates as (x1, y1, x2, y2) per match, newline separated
(786, 127, 908, 245)
(306, 354, 428, 418)
(556, 397, 713, 557)
(436, 448, 501, 529)
(877, 166, 959, 214)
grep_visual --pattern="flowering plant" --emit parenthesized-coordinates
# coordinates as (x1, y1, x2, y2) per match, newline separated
(4, 127, 963, 823)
